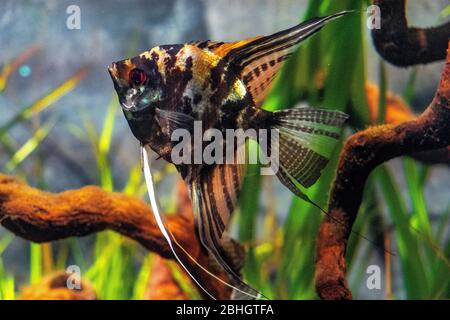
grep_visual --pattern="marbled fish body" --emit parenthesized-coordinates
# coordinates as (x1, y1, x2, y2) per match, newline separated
(110, 44, 262, 166)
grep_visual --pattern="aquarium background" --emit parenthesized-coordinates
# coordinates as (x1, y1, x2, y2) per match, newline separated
(0, 0, 449, 300)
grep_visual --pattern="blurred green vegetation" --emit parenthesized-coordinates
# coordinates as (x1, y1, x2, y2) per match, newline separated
(0, 0, 449, 300)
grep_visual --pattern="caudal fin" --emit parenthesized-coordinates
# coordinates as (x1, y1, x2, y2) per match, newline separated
(269, 106, 348, 204)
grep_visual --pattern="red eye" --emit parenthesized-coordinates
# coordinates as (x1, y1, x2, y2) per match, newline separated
(129, 68, 147, 86)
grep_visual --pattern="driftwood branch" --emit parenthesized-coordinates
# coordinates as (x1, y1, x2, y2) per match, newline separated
(372, 0, 450, 67)
(0, 174, 231, 300)
(20, 272, 97, 300)
(365, 81, 450, 165)
(144, 256, 191, 300)
(315, 41, 450, 300)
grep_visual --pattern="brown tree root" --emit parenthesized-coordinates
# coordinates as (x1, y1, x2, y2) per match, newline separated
(372, 0, 450, 67)
(144, 256, 191, 300)
(0, 174, 231, 299)
(365, 80, 450, 165)
(20, 272, 97, 300)
(315, 42, 450, 300)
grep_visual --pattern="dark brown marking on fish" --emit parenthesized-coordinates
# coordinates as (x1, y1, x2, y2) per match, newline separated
(207, 184, 226, 235)
(219, 166, 235, 214)
(209, 60, 238, 107)
(219, 93, 254, 130)
(230, 165, 240, 207)
(237, 28, 310, 68)
(163, 55, 193, 111)
(161, 44, 183, 70)
(209, 60, 226, 91)
(182, 96, 193, 114)
(196, 40, 211, 49)
(201, 173, 225, 234)
(243, 72, 253, 84)
(242, 48, 287, 69)
(207, 41, 225, 51)
(151, 51, 160, 62)
(193, 94, 202, 104)
(253, 67, 260, 77)
(192, 40, 225, 52)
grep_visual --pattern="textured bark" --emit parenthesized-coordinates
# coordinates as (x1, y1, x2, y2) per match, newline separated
(365, 80, 450, 165)
(144, 256, 191, 300)
(20, 272, 97, 300)
(372, 0, 450, 67)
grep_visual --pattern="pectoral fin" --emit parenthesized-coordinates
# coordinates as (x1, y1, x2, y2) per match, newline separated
(155, 108, 195, 135)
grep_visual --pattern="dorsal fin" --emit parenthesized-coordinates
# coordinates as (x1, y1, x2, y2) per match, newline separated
(192, 11, 351, 107)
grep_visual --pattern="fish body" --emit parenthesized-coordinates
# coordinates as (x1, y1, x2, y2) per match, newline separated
(109, 43, 267, 169)
(109, 11, 351, 299)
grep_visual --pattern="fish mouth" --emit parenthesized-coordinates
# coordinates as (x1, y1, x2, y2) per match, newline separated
(120, 102, 132, 109)
(120, 102, 137, 111)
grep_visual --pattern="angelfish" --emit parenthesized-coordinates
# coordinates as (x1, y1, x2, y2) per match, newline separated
(109, 11, 350, 299)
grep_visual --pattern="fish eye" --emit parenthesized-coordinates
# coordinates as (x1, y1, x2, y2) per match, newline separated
(129, 68, 147, 87)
